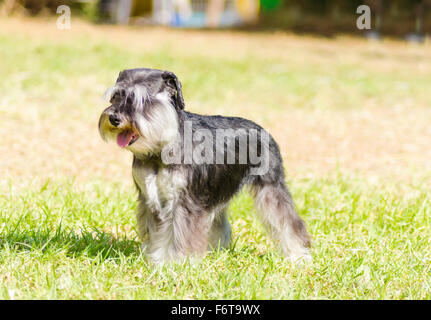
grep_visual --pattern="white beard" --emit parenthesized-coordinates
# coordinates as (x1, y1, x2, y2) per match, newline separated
(128, 92, 179, 156)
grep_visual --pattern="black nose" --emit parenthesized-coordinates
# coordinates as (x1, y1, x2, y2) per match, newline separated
(109, 114, 120, 127)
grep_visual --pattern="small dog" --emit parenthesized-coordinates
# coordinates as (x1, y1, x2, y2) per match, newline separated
(98, 68, 311, 264)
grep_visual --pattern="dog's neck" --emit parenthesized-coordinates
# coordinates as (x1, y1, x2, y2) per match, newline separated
(133, 152, 163, 163)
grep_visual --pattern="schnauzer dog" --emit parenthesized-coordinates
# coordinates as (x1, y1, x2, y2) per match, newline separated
(98, 68, 311, 264)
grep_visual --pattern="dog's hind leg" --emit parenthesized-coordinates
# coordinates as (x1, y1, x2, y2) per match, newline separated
(252, 181, 311, 262)
(208, 209, 231, 251)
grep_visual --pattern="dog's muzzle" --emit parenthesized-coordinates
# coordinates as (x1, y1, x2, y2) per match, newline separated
(99, 111, 140, 148)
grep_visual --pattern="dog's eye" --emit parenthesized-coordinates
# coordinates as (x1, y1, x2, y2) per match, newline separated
(110, 93, 120, 103)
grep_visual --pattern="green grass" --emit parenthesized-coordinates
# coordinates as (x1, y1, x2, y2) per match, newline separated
(0, 176, 429, 299)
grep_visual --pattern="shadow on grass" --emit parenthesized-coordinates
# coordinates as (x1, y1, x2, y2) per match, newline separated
(0, 228, 276, 264)
(0, 228, 141, 262)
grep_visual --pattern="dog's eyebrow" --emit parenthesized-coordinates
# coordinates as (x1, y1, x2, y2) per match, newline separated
(103, 85, 117, 101)
(103, 82, 151, 111)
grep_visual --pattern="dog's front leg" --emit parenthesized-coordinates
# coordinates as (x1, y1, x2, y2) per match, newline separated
(135, 194, 151, 251)
(145, 203, 213, 264)
(135, 194, 149, 241)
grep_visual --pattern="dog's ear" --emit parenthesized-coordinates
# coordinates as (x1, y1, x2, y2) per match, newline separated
(162, 71, 185, 110)
(116, 70, 128, 82)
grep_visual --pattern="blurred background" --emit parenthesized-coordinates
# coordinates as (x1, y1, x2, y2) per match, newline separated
(1, 0, 431, 38)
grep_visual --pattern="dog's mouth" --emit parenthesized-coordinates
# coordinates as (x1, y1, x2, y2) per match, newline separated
(117, 130, 139, 148)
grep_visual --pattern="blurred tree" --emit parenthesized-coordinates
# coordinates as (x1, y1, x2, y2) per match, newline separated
(0, 0, 94, 16)
(0, 0, 428, 38)
(261, 0, 282, 12)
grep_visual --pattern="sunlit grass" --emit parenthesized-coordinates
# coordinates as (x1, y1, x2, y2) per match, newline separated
(0, 176, 429, 299)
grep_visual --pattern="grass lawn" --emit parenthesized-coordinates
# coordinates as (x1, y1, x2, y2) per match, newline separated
(0, 18, 430, 299)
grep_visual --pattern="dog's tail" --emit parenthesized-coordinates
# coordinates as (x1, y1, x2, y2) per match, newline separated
(251, 180, 311, 262)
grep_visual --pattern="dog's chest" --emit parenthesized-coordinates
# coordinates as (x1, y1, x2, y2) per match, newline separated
(132, 161, 186, 212)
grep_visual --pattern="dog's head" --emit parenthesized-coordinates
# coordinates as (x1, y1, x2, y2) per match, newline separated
(98, 68, 184, 155)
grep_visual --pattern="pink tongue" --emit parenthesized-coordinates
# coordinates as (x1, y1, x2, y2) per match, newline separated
(117, 131, 134, 148)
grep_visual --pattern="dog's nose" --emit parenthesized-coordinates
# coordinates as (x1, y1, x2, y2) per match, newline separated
(109, 114, 120, 127)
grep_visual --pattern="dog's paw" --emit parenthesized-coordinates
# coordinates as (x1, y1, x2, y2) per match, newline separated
(140, 241, 149, 252)
(289, 251, 313, 266)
